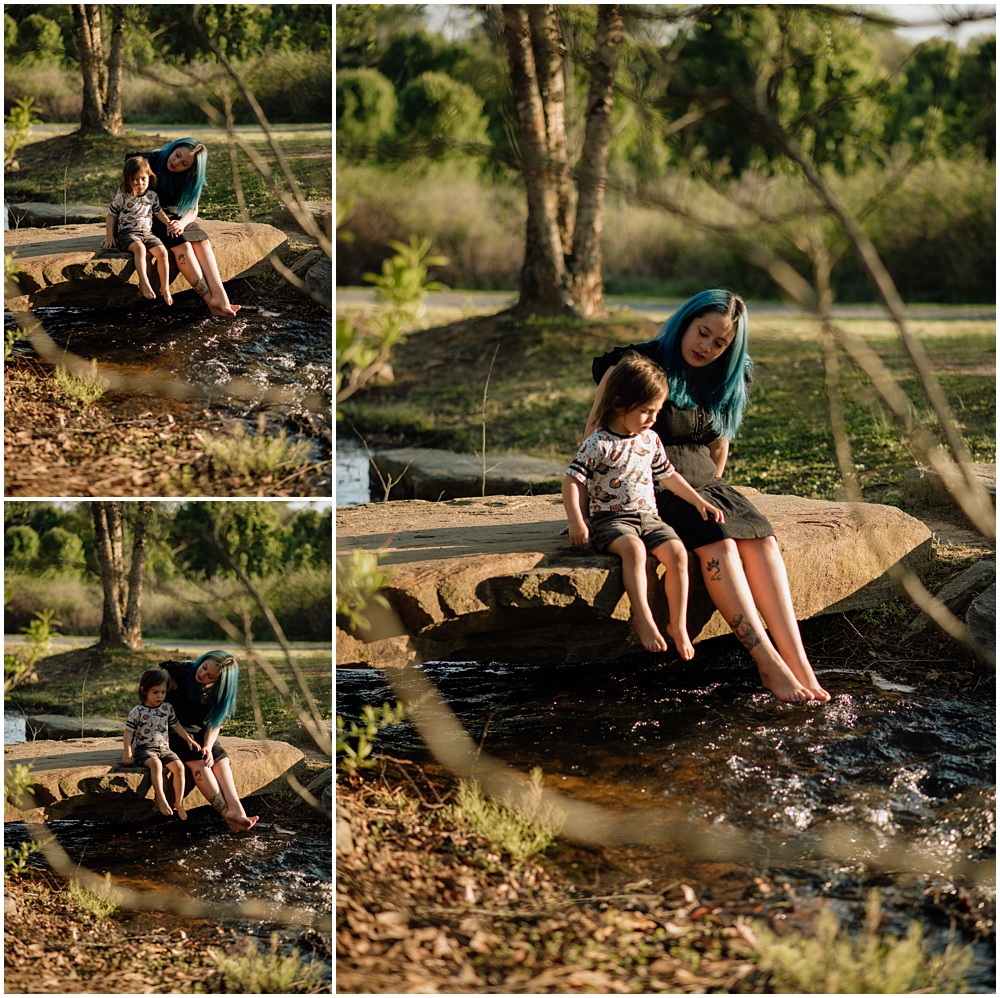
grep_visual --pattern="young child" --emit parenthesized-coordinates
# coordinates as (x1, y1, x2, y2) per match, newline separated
(123, 667, 207, 819)
(100, 156, 174, 305)
(563, 351, 725, 657)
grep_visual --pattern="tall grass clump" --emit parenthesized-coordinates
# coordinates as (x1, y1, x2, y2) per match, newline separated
(215, 934, 325, 994)
(455, 767, 564, 865)
(752, 891, 972, 994)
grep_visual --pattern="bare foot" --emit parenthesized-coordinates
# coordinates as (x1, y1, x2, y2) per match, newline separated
(155, 796, 174, 816)
(139, 282, 157, 300)
(757, 662, 814, 703)
(163, 289, 173, 306)
(207, 295, 241, 317)
(634, 614, 669, 653)
(176, 803, 188, 821)
(224, 810, 259, 833)
(788, 662, 831, 702)
(666, 623, 695, 661)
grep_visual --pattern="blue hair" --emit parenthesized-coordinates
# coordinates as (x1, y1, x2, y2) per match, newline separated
(639, 289, 752, 439)
(145, 138, 207, 216)
(185, 650, 239, 730)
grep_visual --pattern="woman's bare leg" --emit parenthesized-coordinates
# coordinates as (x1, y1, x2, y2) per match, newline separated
(608, 535, 668, 652)
(170, 244, 212, 305)
(651, 539, 694, 659)
(695, 539, 814, 702)
(211, 756, 259, 832)
(190, 239, 240, 317)
(735, 537, 831, 700)
(187, 758, 228, 816)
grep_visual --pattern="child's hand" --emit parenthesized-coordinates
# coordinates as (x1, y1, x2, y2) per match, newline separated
(167, 219, 185, 237)
(698, 500, 725, 523)
(100, 236, 115, 250)
(121, 749, 133, 765)
(195, 743, 211, 762)
(567, 522, 590, 546)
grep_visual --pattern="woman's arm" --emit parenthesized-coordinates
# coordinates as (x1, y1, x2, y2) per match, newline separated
(708, 437, 729, 478)
(168, 208, 199, 236)
(203, 726, 220, 757)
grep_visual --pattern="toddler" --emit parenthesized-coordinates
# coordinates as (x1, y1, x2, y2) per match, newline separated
(563, 351, 724, 656)
(100, 155, 174, 304)
(123, 667, 207, 819)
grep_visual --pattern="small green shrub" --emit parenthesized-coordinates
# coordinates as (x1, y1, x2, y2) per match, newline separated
(3, 95, 43, 164)
(203, 417, 312, 479)
(336, 68, 398, 154)
(336, 701, 406, 774)
(753, 891, 972, 994)
(216, 933, 325, 994)
(4, 839, 40, 877)
(68, 874, 120, 921)
(455, 767, 565, 865)
(55, 360, 109, 406)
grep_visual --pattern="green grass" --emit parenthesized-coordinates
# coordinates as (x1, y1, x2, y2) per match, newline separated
(6, 644, 332, 743)
(339, 310, 995, 505)
(4, 128, 331, 223)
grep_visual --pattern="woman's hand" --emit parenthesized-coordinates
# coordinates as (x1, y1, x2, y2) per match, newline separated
(696, 498, 725, 523)
(167, 218, 186, 237)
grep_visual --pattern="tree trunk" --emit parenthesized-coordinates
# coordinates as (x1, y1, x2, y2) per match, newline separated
(92, 502, 147, 650)
(503, 4, 621, 318)
(73, 5, 125, 136)
(566, 4, 623, 318)
(503, 4, 573, 316)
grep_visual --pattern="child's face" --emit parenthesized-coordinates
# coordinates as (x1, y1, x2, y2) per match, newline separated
(143, 682, 167, 707)
(680, 312, 735, 369)
(133, 172, 150, 195)
(618, 392, 666, 436)
(167, 146, 195, 173)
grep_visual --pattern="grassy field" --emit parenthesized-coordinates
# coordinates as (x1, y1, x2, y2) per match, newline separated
(4, 125, 331, 223)
(338, 306, 995, 505)
(6, 642, 332, 745)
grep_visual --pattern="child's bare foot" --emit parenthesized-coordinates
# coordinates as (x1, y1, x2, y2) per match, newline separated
(176, 803, 188, 820)
(757, 662, 814, 703)
(634, 615, 669, 653)
(139, 282, 156, 300)
(666, 623, 695, 661)
(155, 796, 173, 816)
(162, 288, 173, 306)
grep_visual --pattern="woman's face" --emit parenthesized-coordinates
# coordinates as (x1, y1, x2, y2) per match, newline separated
(166, 146, 195, 173)
(195, 660, 222, 685)
(680, 311, 735, 369)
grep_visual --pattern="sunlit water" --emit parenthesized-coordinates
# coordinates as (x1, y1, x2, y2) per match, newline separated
(336, 436, 370, 505)
(338, 655, 996, 990)
(5, 301, 332, 438)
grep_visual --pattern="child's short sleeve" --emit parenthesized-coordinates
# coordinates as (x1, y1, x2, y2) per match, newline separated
(149, 191, 162, 214)
(651, 433, 675, 480)
(166, 704, 178, 727)
(125, 705, 142, 731)
(108, 192, 124, 215)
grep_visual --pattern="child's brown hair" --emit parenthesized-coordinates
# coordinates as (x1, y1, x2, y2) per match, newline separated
(120, 155, 156, 196)
(138, 667, 168, 702)
(593, 351, 668, 430)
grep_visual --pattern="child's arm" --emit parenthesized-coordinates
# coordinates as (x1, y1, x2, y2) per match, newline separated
(660, 471, 725, 522)
(171, 722, 210, 760)
(562, 474, 590, 546)
(122, 727, 134, 765)
(101, 212, 117, 250)
(155, 209, 172, 228)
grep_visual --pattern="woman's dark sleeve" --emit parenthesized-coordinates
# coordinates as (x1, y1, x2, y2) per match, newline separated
(592, 341, 661, 385)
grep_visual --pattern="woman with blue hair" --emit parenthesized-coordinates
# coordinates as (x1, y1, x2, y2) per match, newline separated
(587, 289, 830, 703)
(163, 650, 259, 832)
(130, 138, 240, 317)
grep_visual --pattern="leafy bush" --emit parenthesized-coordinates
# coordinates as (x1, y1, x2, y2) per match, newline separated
(4, 526, 39, 568)
(395, 71, 487, 155)
(336, 67, 398, 154)
(38, 527, 87, 574)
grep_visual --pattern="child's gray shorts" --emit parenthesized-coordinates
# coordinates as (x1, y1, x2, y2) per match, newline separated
(117, 229, 165, 252)
(589, 510, 680, 553)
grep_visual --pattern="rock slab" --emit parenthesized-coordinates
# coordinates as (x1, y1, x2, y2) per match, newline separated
(336, 492, 934, 668)
(4, 220, 287, 310)
(24, 714, 122, 740)
(4, 736, 305, 823)
(369, 447, 566, 501)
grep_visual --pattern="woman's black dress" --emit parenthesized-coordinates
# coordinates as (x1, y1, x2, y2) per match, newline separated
(163, 660, 230, 764)
(128, 150, 211, 250)
(594, 343, 774, 551)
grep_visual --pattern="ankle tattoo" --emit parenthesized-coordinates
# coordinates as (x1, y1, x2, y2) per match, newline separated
(195, 279, 209, 298)
(211, 794, 227, 814)
(707, 557, 722, 581)
(730, 613, 762, 651)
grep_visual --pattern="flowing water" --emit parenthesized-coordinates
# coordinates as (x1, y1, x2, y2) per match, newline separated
(6, 300, 332, 440)
(336, 436, 370, 505)
(337, 655, 996, 990)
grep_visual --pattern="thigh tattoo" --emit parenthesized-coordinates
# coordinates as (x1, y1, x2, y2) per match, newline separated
(730, 613, 762, 651)
(707, 557, 722, 581)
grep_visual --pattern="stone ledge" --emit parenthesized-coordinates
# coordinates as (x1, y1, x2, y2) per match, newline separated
(336, 492, 934, 668)
(4, 736, 305, 823)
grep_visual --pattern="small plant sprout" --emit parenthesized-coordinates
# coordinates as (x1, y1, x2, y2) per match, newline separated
(55, 359, 109, 406)
(336, 701, 407, 774)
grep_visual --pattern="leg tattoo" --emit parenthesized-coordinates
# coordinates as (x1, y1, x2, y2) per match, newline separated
(730, 613, 762, 652)
(707, 557, 722, 581)
(194, 279, 210, 298)
(211, 794, 227, 814)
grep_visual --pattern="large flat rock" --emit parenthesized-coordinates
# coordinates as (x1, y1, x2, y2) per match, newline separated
(336, 492, 934, 667)
(4, 220, 287, 310)
(4, 736, 305, 823)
